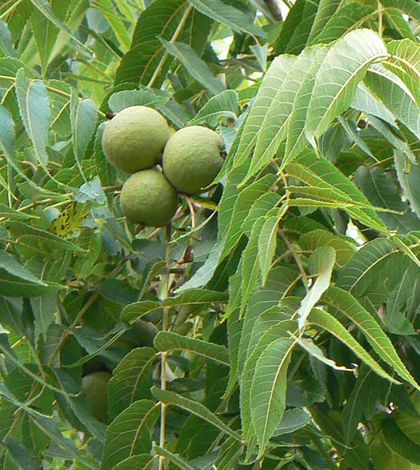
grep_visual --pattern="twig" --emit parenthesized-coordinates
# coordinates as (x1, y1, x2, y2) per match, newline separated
(278, 229, 309, 290)
(186, 197, 197, 230)
(378, 0, 383, 38)
(148, 4, 194, 88)
(159, 224, 172, 470)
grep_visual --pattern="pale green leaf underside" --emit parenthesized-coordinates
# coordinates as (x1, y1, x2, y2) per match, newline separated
(250, 338, 294, 455)
(306, 29, 389, 138)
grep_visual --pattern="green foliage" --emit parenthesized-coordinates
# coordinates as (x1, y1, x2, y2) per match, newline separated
(2, 0, 420, 468)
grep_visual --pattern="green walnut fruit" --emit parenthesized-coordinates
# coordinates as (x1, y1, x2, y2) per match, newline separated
(82, 355, 109, 377)
(132, 320, 158, 347)
(163, 126, 224, 194)
(81, 371, 111, 423)
(102, 106, 170, 173)
(120, 169, 178, 227)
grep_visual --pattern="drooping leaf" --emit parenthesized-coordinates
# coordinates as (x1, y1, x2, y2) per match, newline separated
(31, 294, 57, 341)
(0, 20, 17, 58)
(0, 105, 15, 166)
(241, 320, 296, 441)
(93, 0, 131, 51)
(337, 238, 396, 295)
(352, 82, 397, 126)
(284, 45, 329, 167)
(220, 174, 278, 259)
(385, 39, 420, 106)
(243, 46, 320, 184)
(30, 0, 69, 72)
(382, 417, 420, 465)
(299, 229, 356, 267)
(297, 246, 335, 329)
(342, 367, 388, 444)
(70, 92, 97, 180)
(154, 332, 229, 365)
(394, 149, 420, 221)
(187, 0, 266, 37)
(324, 286, 420, 390)
(15, 68, 50, 165)
(108, 90, 166, 113)
(161, 40, 224, 95)
(258, 215, 282, 285)
(275, 0, 319, 54)
(250, 337, 295, 455)
(101, 400, 160, 470)
(113, 455, 158, 470)
(310, 3, 374, 46)
(307, 308, 398, 383)
(240, 216, 266, 315)
(286, 150, 388, 233)
(3, 438, 39, 469)
(273, 408, 311, 436)
(356, 166, 420, 233)
(365, 64, 420, 140)
(294, 336, 354, 371)
(371, 433, 417, 470)
(108, 348, 156, 421)
(189, 90, 239, 126)
(151, 387, 241, 442)
(114, 0, 211, 87)
(29, 0, 92, 54)
(154, 446, 200, 470)
(306, 29, 388, 139)
(122, 289, 227, 322)
(177, 239, 225, 292)
(233, 56, 296, 167)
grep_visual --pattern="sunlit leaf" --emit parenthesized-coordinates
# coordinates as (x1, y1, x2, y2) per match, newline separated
(187, 0, 266, 37)
(298, 246, 335, 329)
(306, 29, 388, 139)
(15, 68, 50, 165)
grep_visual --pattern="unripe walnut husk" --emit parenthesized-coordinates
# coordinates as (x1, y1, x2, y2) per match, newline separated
(162, 126, 224, 194)
(102, 106, 170, 173)
(120, 169, 178, 227)
(81, 371, 111, 424)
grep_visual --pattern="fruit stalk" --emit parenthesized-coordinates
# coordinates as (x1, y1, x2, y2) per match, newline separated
(159, 224, 172, 470)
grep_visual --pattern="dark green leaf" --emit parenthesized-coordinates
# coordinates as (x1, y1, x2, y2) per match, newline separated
(101, 400, 160, 470)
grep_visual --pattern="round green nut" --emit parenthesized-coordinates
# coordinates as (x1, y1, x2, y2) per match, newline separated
(102, 106, 170, 173)
(81, 371, 111, 424)
(132, 320, 159, 347)
(162, 126, 224, 194)
(120, 169, 178, 227)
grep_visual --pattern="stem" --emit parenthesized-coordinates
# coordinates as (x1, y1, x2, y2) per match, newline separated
(186, 198, 197, 230)
(0, 0, 22, 20)
(147, 4, 194, 88)
(278, 229, 309, 290)
(159, 224, 172, 470)
(378, 0, 383, 38)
